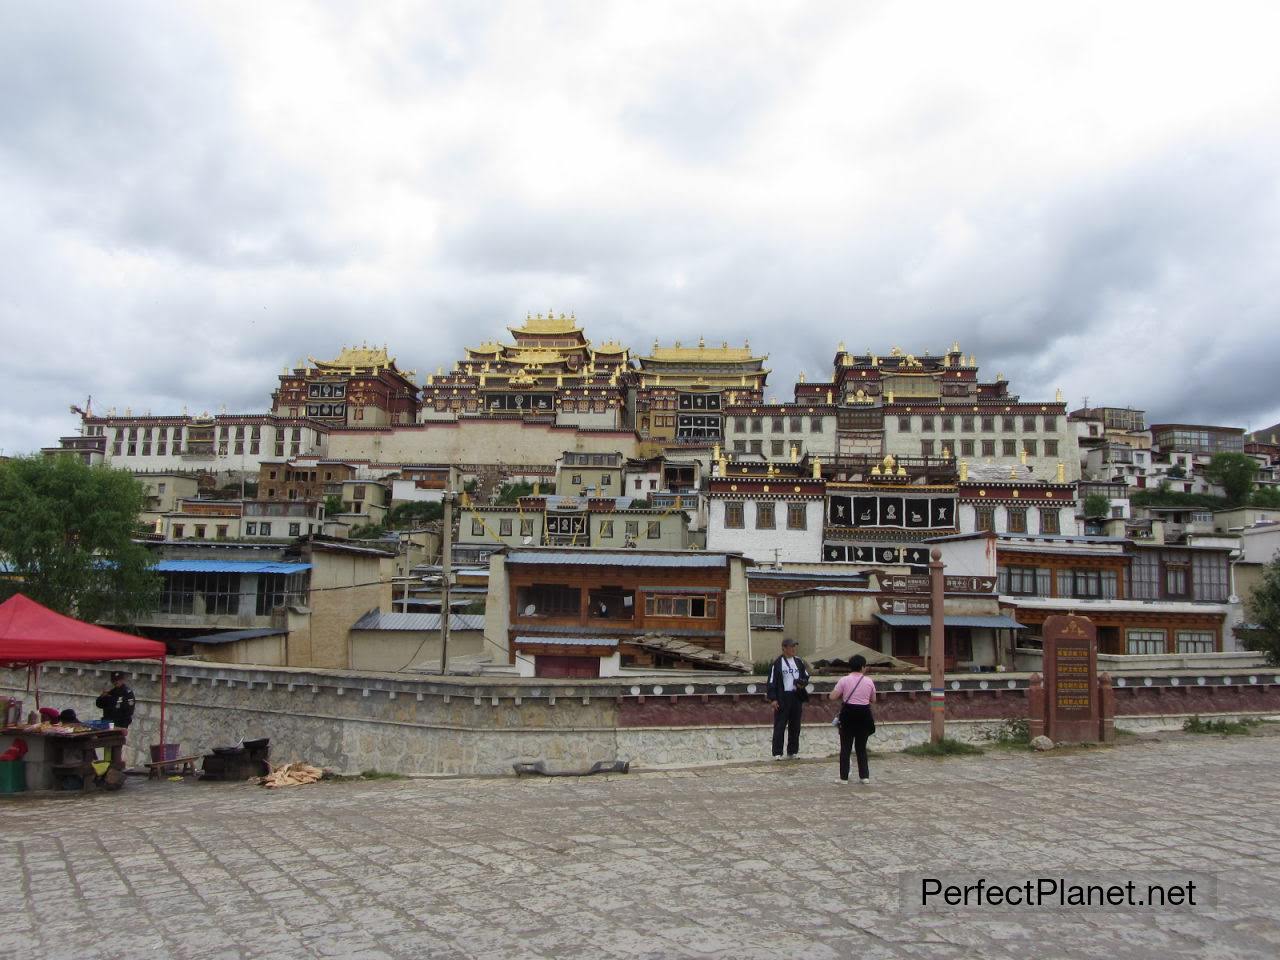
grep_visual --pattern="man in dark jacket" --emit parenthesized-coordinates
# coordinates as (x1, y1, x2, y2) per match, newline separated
(96, 672, 136, 729)
(766, 638, 810, 759)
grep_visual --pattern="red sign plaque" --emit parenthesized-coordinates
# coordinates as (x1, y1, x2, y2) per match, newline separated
(1041, 614, 1099, 744)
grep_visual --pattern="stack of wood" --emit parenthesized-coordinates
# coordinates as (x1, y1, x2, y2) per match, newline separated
(258, 761, 324, 788)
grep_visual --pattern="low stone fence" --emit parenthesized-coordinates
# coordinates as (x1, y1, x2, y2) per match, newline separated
(3, 660, 1278, 776)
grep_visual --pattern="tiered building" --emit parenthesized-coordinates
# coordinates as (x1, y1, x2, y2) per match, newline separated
(632, 338, 768, 446)
(272, 344, 420, 426)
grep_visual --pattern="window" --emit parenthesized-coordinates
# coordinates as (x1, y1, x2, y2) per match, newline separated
(810, 417, 822, 433)
(898, 416, 912, 432)
(259, 522, 271, 536)
(245, 522, 257, 535)
(1176, 631, 1215, 653)
(647, 520, 661, 539)
(735, 417, 748, 432)
(599, 519, 614, 538)
(961, 416, 975, 432)
(625, 520, 639, 537)
(1022, 416, 1036, 432)
(194, 525, 206, 539)
(1192, 552, 1228, 602)
(645, 594, 718, 618)
(725, 502, 745, 529)
(921, 440, 935, 456)
(1126, 629, 1166, 655)
(601, 474, 611, 487)
(790, 416, 802, 432)
(215, 525, 228, 540)
(772, 417, 784, 431)
(961, 440, 975, 457)
(1002, 416, 1015, 432)
(520, 518, 534, 537)
(750, 440, 763, 454)
(1039, 508, 1060, 535)
(751, 418, 762, 433)
(756, 502, 776, 529)
(920, 416, 934, 432)
(787, 503, 806, 530)
(771, 440, 784, 457)
(472, 519, 484, 536)
(1003, 439, 1017, 456)
(1164, 563, 1189, 598)
(981, 439, 995, 457)
(1043, 416, 1058, 431)
(975, 506, 995, 532)
(1005, 566, 1039, 595)
(499, 519, 513, 536)
(941, 416, 954, 431)
(733, 440, 747, 453)
(982, 417, 994, 432)
(172, 524, 184, 539)
(1007, 507, 1027, 533)
(518, 585, 580, 617)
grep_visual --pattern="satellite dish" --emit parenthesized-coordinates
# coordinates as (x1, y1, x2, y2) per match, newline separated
(521, 536, 533, 545)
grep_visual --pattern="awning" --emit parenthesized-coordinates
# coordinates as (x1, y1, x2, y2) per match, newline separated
(187, 627, 288, 646)
(513, 635, 620, 648)
(154, 560, 311, 574)
(874, 613, 1026, 630)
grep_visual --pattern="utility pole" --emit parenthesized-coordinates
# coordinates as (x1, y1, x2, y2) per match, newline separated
(929, 547, 946, 744)
(440, 489, 456, 674)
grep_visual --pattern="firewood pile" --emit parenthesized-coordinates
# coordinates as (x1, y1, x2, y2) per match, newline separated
(258, 761, 325, 788)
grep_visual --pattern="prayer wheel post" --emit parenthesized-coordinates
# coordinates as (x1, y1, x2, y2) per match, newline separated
(929, 547, 946, 744)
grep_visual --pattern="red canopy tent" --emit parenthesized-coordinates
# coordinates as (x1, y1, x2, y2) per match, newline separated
(0, 593, 169, 745)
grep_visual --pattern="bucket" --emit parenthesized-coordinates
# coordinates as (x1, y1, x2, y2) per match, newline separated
(150, 743, 180, 774)
(0, 760, 26, 794)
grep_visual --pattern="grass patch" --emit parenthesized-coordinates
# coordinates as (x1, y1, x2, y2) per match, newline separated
(1183, 716, 1260, 736)
(902, 737, 985, 757)
(985, 718, 1030, 750)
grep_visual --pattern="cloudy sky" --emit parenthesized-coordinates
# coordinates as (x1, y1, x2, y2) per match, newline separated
(3, 1, 1279, 454)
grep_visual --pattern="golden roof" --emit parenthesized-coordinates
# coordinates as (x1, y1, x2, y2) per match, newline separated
(465, 342, 502, 355)
(509, 311, 582, 335)
(311, 344, 396, 371)
(641, 338, 764, 363)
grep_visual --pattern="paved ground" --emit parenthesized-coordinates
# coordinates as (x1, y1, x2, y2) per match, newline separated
(2, 731, 1279, 960)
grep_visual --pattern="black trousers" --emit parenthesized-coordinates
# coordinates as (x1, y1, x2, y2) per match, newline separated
(839, 705, 873, 780)
(772, 693, 804, 756)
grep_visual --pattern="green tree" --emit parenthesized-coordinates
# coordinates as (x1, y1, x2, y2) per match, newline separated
(1250, 487, 1280, 508)
(1083, 493, 1111, 518)
(387, 501, 443, 529)
(0, 455, 159, 623)
(324, 494, 346, 516)
(495, 481, 535, 504)
(1243, 555, 1280, 665)
(1203, 452, 1258, 505)
(348, 522, 387, 540)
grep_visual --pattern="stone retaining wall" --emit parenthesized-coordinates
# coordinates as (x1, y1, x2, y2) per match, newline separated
(4, 660, 1278, 776)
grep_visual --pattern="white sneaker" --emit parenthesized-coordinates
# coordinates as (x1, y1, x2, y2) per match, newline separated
(835, 778, 850, 784)
(772, 755, 784, 761)
(859, 778, 871, 784)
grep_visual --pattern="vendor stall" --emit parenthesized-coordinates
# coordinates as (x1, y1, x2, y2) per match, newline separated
(0, 594, 168, 793)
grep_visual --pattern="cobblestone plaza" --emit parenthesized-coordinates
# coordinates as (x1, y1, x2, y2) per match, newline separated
(3, 732, 1278, 959)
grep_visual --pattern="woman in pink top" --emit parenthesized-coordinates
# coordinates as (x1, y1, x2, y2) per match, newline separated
(828, 654, 877, 784)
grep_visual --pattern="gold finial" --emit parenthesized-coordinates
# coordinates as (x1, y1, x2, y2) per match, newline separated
(871, 464, 882, 476)
(698, 335, 705, 348)
(959, 458, 969, 481)
(436, 366, 443, 376)
(728, 391, 737, 405)
(798, 371, 806, 383)
(943, 355, 951, 367)
(997, 372, 1005, 381)
(713, 443, 720, 461)
(532, 481, 540, 495)
(951, 340, 960, 353)
(942, 446, 952, 459)
(1020, 446, 1028, 465)
(811, 457, 821, 480)
(1057, 461, 1066, 482)
(826, 389, 832, 404)
(790, 444, 799, 463)
(883, 454, 895, 470)
(1055, 387, 1064, 403)
(897, 465, 906, 477)
(744, 339, 751, 351)
(871, 354, 879, 366)
(886, 390, 895, 404)
(837, 340, 845, 352)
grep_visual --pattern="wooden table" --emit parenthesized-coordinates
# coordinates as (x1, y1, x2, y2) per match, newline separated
(0, 728, 127, 792)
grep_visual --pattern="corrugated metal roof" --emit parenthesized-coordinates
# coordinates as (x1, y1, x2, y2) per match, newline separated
(351, 610, 486, 631)
(513, 635, 620, 648)
(188, 627, 288, 645)
(874, 613, 1026, 629)
(506, 550, 726, 569)
(154, 560, 311, 574)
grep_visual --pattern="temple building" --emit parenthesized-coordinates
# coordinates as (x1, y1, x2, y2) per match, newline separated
(272, 345, 420, 426)
(419, 312, 629, 430)
(633, 338, 768, 447)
